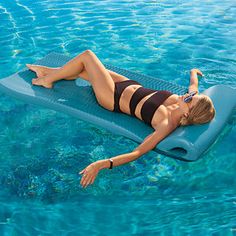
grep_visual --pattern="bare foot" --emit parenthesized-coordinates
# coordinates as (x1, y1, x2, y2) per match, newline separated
(32, 76, 53, 89)
(26, 64, 56, 78)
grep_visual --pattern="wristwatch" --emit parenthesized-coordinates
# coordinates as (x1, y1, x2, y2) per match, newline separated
(108, 159, 113, 169)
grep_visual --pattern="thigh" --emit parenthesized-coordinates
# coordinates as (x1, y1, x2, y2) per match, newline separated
(106, 69, 130, 83)
(79, 68, 129, 83)
(83, 51, 115, 110)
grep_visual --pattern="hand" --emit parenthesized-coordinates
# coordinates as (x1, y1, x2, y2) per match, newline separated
(79, 161, 100, 188)
(190, 68, 204, 76)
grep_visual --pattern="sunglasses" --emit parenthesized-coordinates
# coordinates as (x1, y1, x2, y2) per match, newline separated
(183, 91, 198, 103)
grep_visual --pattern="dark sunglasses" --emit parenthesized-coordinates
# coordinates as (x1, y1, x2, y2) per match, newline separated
(184, 91, 198, 103)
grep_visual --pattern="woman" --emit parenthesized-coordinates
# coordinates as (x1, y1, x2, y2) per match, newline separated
(26, 49, 216, 188)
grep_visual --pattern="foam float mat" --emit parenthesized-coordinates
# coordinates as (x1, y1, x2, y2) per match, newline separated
(0, 52, 235, 161)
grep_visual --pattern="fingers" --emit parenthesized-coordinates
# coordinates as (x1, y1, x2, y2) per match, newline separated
(81, 172, 90, 186)
(85, 177, 94, 188)
(80, 170, 94, 187)
(197, 69, 203, 76)
(79, 168, 89, 187)
(191, 68, 203, 76)
(80, 171, 96, 188)
(81, 175, 94, 188)
(79, 164, 99, 188)
(79, 169, 86, 174)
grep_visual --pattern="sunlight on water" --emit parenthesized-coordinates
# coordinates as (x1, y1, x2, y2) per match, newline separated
(0, 0, 235, 235)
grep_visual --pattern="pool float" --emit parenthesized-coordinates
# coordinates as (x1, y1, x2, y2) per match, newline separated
(0, 52, 235, 161)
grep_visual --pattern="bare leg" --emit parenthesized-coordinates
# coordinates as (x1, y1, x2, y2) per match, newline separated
(30, 50, 89, 88)
(27, 50, 130, 110)
(27, 52, 130, 89)
(26, 64, 83, 81)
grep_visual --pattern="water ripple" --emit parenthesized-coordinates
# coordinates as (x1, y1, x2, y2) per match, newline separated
(15, 0, 35, 21)
(0, 0, 236, 234)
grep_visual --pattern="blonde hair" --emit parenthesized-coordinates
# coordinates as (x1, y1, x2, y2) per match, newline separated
(180, 95, 216, 126)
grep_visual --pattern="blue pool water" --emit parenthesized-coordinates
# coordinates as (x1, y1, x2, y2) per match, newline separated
(0, 0, 236, 235)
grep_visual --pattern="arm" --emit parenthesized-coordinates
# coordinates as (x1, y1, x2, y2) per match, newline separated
(99, 125, 170, 169)
(188, 68, 203, 93)
(79, 120, 173, 188)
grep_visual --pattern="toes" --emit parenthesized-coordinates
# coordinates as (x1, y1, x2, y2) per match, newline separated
(31, 78, 38, 84)
(26, 64, 32, 69)
(31, 78, 53, 89)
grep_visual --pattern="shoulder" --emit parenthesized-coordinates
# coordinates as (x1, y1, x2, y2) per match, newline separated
(153, 116, 176, 137)
(152, 105, 178, 130)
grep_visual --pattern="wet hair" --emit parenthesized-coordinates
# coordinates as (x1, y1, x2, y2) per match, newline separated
(180, 95, 216, 126)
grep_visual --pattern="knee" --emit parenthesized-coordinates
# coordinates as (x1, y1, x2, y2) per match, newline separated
(80, 49, 95, 62)
(82, 49, 94, 58)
